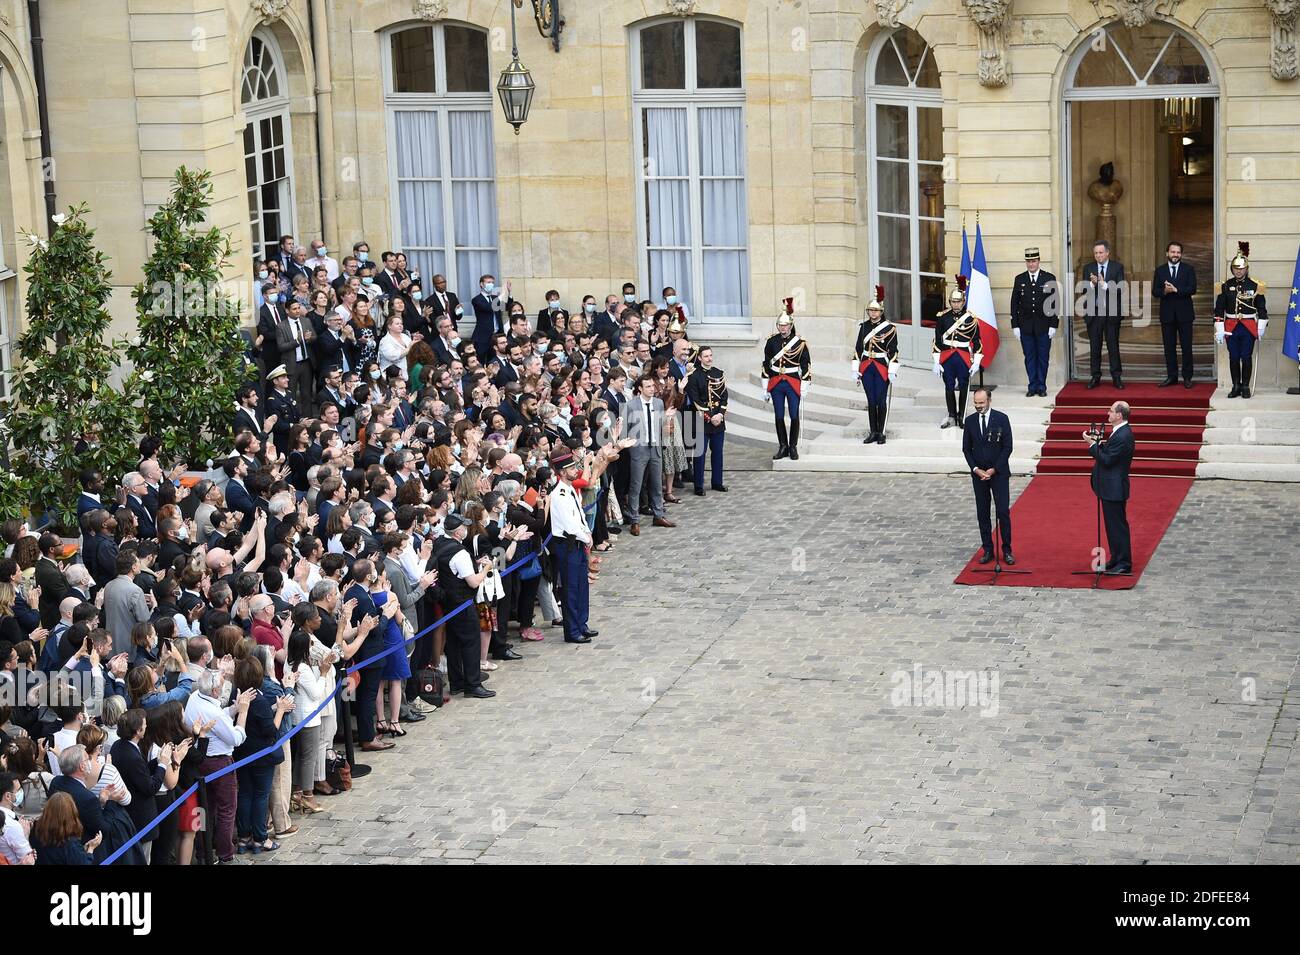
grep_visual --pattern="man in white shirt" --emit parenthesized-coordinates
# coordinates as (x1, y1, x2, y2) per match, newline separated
(433, 514, 497, 698)
(183, 668, 253, 863)
(546, 447, 596, 644)
(306, 239, 339, 282)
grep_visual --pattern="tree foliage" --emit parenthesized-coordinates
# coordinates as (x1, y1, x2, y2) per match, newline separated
(128, 167, 245, 468)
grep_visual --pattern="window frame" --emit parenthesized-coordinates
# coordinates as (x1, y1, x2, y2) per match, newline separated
(865, 28, 945, 365)
(241, 30, 297, 265)
(631, 16, 750, 326)
(382, 23, 498, 300)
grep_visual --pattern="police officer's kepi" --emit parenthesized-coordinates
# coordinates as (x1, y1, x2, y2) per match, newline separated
(549, 447, 576, 470)
(1024, 247, 1040, 260)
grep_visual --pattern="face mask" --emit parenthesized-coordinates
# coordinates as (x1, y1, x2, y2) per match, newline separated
(548, 300, 560, 311)
(370, 370, 381, 380)
(258, 270, 269, 280)
(454, 304, 463, 316)
(584, 304, 596, 315)
(358, 251, 369, 262)
(177, 526, 189, 541)
(393, 440, 404, 450)
(317, 248, 327, 256)
(266, 293, 279, 303)
(413, 292, 423, 301)
(624, 294, 636, 303)
(362, 276, 374, 286)
(13, 788, 24, 809)
(483, 282, 496, 294)
(666, 295, 678, 306)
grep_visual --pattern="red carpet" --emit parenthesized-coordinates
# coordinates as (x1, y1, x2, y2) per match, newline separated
(1035, 381, 1214, 477)
(954, 475, 1194, 589)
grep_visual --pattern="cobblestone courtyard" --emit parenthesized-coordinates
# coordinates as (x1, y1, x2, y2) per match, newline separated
(270, 470, 1299, 864)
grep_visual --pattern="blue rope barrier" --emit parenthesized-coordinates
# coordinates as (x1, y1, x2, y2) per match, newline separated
(99, 534, 553, 864)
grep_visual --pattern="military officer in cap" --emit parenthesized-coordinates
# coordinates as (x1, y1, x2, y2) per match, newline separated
(853, 285, 899, 445)
(547, 447, 597, 644)
(933, 276, 983, 428)
(1009, 247, 1059, 397)
(685, 345, 729, 493)
(1214, 241, 1269, 399)
(264, 363, 300, 455)
(761, 297, 813, 460)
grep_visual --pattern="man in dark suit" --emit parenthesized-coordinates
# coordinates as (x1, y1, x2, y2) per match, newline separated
(314, 312, 358, 382)
(961, 388, 1015, 564)
(1008, 247, 1059, 397)
(275, 300, 316, 412)
(76, 469, 105, 528)
(110, 709, 167, 860)
(34, 532, 70, 629)
(123, 472, 157, 539)
(1080, 240, 1126, 389)
(232, 385, 269, 442)
(256, 283, 287, 374)
(426, 274, 462, 329)
(222, 457, 257, 532)
(1085, 400, 1135, 574)
(264, 365, 300, 456)
(470, 275, 513, 358)
(1153, 240, 1197, 388)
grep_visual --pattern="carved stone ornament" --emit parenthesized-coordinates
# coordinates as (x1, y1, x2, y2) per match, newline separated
(251, 0, 290, 23)
(664, 0, 697, 14)
(962, 0, 1011, 87)
(1089, 0, 1180, 28)
(414, 0, 449, 20)
(1265, 0, 1299, 80)
(874, 0, 910, 28)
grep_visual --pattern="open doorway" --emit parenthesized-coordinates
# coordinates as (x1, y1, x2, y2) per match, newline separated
(1062, 21, 1219, 381)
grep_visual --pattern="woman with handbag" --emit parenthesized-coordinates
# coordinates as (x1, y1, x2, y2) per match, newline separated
(503, 480, 547, 642)
(369, 568, 412, 738)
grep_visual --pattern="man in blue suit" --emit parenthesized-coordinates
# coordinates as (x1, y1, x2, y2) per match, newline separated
(222, 457, 257, 532)
(1085, 400, 1135, 574)
(470, 274, 514, 359)
(962, 387, 1014, 565)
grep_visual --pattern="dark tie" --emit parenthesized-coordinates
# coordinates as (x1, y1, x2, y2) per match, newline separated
(980, 413, 987, 438)
(1171, 264, 1177, 281)
(645, 402, 653, 445)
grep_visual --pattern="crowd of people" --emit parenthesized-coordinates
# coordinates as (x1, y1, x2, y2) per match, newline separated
(0, 233, 732, 865)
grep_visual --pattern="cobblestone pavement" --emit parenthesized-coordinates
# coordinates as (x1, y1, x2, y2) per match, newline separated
(265, 472, 1299, 864)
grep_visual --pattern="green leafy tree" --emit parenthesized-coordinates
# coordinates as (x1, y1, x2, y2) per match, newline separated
(0, 206, 139, 527)
(128, 167, 246, 468)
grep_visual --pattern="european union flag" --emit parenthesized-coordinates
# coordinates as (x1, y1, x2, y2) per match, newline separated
(1283, 243, 1300, 364)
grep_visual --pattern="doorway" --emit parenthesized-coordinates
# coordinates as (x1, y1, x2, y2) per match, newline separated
(1062, 21, 1219, 381)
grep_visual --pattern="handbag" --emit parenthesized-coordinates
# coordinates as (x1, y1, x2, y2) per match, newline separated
(414, 666, 448, 707)
(518, 551, 542, 580)
(325, 749, 353, 792)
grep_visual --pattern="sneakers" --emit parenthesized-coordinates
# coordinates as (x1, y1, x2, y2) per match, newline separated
(520, 627, 544, 641)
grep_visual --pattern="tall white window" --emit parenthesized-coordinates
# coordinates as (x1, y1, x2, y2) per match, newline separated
(0, 69, 17, 401)
(867, 28, 944, 362)
(385, 23, 497, 301)
(242, 32, 295, 264)
(633, 18, 749, 323)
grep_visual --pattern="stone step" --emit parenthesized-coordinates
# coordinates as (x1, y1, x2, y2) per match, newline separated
(1199, 443, 1300, 464)
(1203, 427, 1300, 447)
(1196, 461, 1300, 482)
(1206, 410, 1300, 429)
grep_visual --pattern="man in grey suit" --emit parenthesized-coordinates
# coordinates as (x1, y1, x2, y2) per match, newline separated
(619, 376, 677, 536)
(101, 551, 152, 657)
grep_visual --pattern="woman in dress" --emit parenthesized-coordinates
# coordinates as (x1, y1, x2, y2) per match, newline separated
(370, 569, 410, 738)
(285, 424, 311, 493)
(655, 359, 687, 505)
(378, 313, 413, 376)
(350, 296, 379, 368)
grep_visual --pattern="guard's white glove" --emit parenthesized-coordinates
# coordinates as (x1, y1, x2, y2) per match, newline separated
(762, 388, 772, 404)
(851, 361, 861, 382)
(1214, 321, 1225, 344)
(1013, 328, 1021, 341)
(1048, 326, 1057, 339)
(932, 358, 942, 377)
(971, 354, 983, 372)
(1258, 319, 1268, 339)
(888, 362, 900, 382)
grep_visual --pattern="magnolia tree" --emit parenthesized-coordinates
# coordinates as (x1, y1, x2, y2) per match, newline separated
(0, 207, 139, 526)
(127, 167, 246, 468)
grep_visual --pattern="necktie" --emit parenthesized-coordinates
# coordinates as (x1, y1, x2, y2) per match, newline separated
(1171, 264, 1177, 281)
(645, 402, 654, 445)
(981, 413, 987, 437)
(1100, 264, 1106, 282)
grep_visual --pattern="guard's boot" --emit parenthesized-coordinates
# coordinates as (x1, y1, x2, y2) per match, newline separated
(1241, 357, 1253, 398)
(1227, 360, 1241, 399)
(863, 406, 878, 444)
(876, 406, 888, 444)
(772, 417, 789, 459)
(942, 385, 958, 428)
(788, 418, 801, 460)
(956, 385, 969, 423)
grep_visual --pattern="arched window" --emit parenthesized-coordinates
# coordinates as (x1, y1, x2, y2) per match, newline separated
(866, 27, 943, 362)
(1067, 20, 1213, 93)
(632, 18, 748, 323)
(242, 32, 295, 264)
(384, 23, 496, 301)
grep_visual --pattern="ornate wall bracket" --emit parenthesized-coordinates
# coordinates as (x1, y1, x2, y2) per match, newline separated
(1265, 0, 1299, 80)
(665, 0, 697, 16)
(874, 0, 910, 28)
(413, 0, 448, 21)
(963, 0, 1012, 87)
(251, 0, 290, 23)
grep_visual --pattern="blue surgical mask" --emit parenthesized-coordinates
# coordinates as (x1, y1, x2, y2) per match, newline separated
(624, 294, 636, 303)
(666, 295, 678, 306)
(357, 251, 369, 262)
(548, 300, 560, 311)
(370, 370, 381, 380)
(266, 293, 279, 303)
(583, 303, 596, 315)
(413, 292, 423, 301)
(362, 276, 374, 285)
(258, 270, 269, 280)
(483, 282, 496, 294)
(393, 440, 404, 450)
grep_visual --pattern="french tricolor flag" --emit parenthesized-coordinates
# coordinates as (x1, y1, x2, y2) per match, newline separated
(960, 221, 1001, 367)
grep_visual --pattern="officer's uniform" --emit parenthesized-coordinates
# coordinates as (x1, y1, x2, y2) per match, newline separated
(762, 299, 813, 460)
(1214, 243, 1268, 399)
(853, 288, 898, 445)
(547, 461, 592, 643)
(685, 363, 728, 490)
(263, 365, 301, 455)
(933, 292, 983, 427)
(1008, 247, 1059, 397)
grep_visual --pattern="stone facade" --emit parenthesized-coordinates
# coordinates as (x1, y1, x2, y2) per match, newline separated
(1, 0, 1297, 391)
